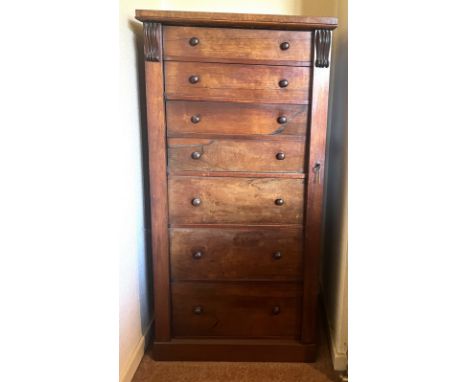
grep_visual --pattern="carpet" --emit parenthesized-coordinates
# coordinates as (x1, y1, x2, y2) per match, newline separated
(132, 332, 342, 382)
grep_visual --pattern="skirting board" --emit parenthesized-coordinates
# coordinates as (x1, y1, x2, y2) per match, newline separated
(322, 296, 347, 371)
(153, 339, 317, 362)
(327, 325, 347, 371)
(120, 323, 152, 382)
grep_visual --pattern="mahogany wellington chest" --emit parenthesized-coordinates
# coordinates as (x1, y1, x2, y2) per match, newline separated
(135, 10, 337, 362)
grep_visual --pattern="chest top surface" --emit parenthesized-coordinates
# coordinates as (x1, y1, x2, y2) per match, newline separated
(135, 9, 337, 31)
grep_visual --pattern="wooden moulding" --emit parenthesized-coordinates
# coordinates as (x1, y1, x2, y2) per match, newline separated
(314, 29, 332, 68)
(136, 10, 337, 31)
(152, 339, 317, 362)
(143, 22, 162, 62)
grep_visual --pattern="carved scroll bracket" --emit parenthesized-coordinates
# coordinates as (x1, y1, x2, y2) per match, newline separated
(143, 22, 162, 61)
(314, 29, 331, 68)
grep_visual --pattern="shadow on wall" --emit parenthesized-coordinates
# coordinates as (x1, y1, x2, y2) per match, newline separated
(129, 19, 154, 346)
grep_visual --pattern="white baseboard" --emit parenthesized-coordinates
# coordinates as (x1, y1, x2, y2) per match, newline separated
(323, 307, 348, 371)
(327, 328, 348, 371)
(120, 324, 152, 382)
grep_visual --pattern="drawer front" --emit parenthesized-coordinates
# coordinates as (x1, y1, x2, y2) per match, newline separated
(166, 101, 308, 137)
(168, 176, 305, 224)
(170, 227, 303, 281)
(168, 138, 306, 173)
(163, 26, 312, 66)
(165, 62, 310, 104)
(172, 282, 302, 338)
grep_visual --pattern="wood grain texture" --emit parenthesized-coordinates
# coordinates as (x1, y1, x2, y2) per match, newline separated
(152, 339, 317, 362)
(135, 9, 337, 31)
(168, 171, 306, 179)
(137, 12, 337, 361)
(172, 282, 302, 338)
(166, 101, 308, 138)
(144, 26, 171, 341)
(163, 26, 312, 66)
(164, 62, 311, 104)
(170, 227, 304, 281)
(167, 138, 306, 173)
(168, 176, 305, 224)
(170, 223, 303, 229)
(301, 31, 333, 344)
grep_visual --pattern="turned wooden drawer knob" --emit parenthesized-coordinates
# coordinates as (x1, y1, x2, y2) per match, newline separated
(191, 151, 202, 160)
(191, 198, 202, 207)
(276, 152, 286, 160)
(192, 251, 203, 259)
(280, 41, 290, 50)
(193, 306, 204, 315)
(277, 115, 288, 124)
(189, 37, 199, 46)
(189, 75, 200, 84)
(191, 115, 201, 124)
(273, 251, 282, 260)
(278, 79, 289, 88)
(272, 306, 281, 315)
(275, 198, 284, 206)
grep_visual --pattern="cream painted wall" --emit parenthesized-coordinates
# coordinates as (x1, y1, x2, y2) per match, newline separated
(119, 1, 159, 381)
(119, 0, 347, 378)
(159, 0, 303, 15)
(302, 0, 338, 17)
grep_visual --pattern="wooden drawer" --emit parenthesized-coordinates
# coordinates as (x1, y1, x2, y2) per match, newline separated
(168, 176, 305, 224)
(166, 101, 308, 138)
(163, 26, 312, 66)
(168, 138, 306, 173)
(172, 282, 302, 338)
(164, 62, 310, 104)
(170, 227, 303, 281)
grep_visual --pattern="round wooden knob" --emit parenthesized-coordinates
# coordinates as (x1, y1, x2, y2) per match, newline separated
(277, 115, 288, 124)
(191, 151, 202, 160)
(191, 115, 201, 124)
(272, 306, 281, 315)
(192, 251, 203, 259)
(189, 75, 200, 84)
(273, 251, 282, 260)
(280, 41, 290, 50)
(191, 198, 202, 207)
(189, 37, 199, 46)
(278, 79, 289, 88)
(275, 198, 284, 206)
(276, 152, 285, 160)
(193, 306, 204, 315)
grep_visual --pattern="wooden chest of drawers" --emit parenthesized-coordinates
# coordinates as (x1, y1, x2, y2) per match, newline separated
(135, 10, 337, 362)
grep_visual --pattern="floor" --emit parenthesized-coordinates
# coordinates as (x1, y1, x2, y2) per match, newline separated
(132, 328, 343, 382)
